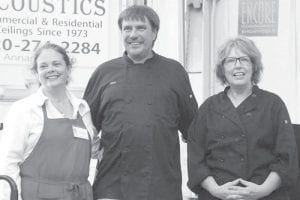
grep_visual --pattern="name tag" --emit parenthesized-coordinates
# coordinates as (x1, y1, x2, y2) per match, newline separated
(73, 126, 89, 140)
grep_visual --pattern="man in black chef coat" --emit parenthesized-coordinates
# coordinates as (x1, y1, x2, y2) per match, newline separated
(84, 5, 198, 200)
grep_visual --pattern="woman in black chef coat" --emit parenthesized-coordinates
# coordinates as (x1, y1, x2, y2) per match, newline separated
(187, 36, 299, 200)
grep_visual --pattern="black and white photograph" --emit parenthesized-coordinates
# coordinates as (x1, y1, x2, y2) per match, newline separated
(0, 0, 299, 200)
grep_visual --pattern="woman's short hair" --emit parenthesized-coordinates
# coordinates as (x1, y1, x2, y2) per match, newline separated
(31, 42, 71, 74)
(215, 36, 263, 85)
(118, 5, 160, 32)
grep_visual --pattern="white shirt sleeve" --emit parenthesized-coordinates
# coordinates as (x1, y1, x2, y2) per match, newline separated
(0, 102, 31, 200)
(0, 89, 93, 200)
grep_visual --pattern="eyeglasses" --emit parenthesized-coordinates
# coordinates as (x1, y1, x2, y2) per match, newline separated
(224, 56, 251, 66)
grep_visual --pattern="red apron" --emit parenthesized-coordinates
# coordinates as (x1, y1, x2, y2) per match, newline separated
(20, 104, 93, 200)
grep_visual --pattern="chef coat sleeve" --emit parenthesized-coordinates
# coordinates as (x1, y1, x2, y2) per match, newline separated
(187, 99, 211, 194)
(83, 67, 103, 133)
(269, 96, 299, 188)
(177, 67, 198, 141)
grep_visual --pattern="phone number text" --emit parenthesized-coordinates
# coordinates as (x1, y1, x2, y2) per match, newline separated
(0, 39, 101, 55)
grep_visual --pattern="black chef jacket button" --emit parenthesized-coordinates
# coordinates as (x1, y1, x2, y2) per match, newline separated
(123, 170, 129, 176)
(143, 171, 149, 177)
(125, 97, 132, 104)
(144, 146, 151, 151)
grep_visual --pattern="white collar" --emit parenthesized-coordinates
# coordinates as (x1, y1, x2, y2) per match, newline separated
(32, 87, 89, 116)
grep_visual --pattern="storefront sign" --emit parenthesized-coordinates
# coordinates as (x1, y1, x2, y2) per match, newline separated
(0, 0, 108, 92)
(238, 0, 279, 36)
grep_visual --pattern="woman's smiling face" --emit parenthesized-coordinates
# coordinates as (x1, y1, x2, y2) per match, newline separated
(36, 49, 70, 90)
(223, 47, 253, 88)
